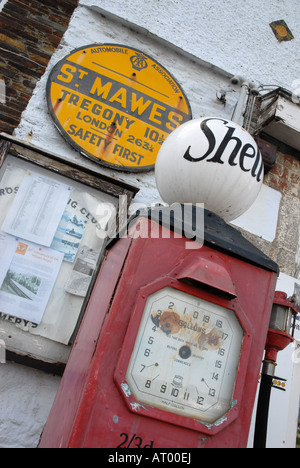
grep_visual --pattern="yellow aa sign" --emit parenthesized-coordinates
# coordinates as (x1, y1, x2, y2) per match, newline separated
(47, 44, 192, 172)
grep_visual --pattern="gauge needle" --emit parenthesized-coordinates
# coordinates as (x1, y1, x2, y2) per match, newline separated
(147, 363, 159, 368)
(201, 378, 209, 389)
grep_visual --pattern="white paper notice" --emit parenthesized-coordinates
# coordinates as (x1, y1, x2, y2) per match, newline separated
(65, 245, 99, 296)
(2, 171, 72, 246)
(0, 232, 19, 288)
(0, 240, 64, 324)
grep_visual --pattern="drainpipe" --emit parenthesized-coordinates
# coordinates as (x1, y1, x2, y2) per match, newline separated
(231, 81, 250, 123)
(230, 77, 260, 125)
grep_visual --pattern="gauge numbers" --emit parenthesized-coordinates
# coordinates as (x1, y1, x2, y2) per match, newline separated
(126, 287, 244, 424)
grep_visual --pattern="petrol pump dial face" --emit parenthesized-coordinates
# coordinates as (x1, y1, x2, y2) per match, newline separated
(126, 288, 244, 424)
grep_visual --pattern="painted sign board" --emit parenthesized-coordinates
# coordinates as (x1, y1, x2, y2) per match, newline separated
(47, 44, 192, 172)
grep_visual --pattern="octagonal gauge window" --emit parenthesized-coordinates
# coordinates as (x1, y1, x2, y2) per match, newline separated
(126, 287, 244, 424)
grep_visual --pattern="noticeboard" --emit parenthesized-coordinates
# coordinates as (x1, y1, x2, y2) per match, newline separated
(46, 44, 192, 172)
(0, 136, 138, 368)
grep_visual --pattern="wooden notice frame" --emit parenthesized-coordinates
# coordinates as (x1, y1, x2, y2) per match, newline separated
(0, 133, 139, 371)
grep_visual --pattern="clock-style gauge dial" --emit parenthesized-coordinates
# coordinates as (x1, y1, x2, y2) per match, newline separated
(126, 287, 244, 424)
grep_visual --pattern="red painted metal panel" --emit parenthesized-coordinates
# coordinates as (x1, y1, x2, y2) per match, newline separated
(175, 252, 237, 297)
(39, 236, 132, 448)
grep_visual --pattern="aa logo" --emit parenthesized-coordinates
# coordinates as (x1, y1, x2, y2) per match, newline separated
(130, 53, 148, 71)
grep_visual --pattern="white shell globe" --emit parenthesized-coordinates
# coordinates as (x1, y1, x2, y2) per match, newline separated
(155, 117, 264, 221)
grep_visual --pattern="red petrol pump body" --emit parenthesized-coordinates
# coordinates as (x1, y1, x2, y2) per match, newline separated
(39, 207, 279, 448)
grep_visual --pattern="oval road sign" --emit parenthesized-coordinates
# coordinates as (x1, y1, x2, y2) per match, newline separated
(47, 44, 192, 172)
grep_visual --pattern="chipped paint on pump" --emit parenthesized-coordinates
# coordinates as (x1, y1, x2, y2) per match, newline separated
(213, 399, 238, 427)
(201, 400, 238, 429)
(121, 382, 132, 398)
(130, 402, 146, 411)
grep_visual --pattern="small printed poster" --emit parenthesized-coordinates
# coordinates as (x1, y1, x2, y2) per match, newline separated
(0, 232, 19, 288)
(65, 245, 98, 296)
(0, 240, 64, 324)
(51, 210, 87, 262)
(2, 170, 72, 247)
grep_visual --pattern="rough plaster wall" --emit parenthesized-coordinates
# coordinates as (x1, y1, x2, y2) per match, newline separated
(87, 0, 300, 92)
(0, 362, 60, 448)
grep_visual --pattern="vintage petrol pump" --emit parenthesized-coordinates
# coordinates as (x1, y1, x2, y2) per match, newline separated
(39, 205, 279, 448)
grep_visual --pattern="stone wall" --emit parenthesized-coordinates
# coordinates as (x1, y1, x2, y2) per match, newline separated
(234, 143, 300, 279)
(266, 148, 300, 277)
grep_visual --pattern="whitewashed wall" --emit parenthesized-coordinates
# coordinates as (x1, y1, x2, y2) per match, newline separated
(0, 362, 60, 448)
(88, 0, 300, 92)
(1, 0, 300, 448)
